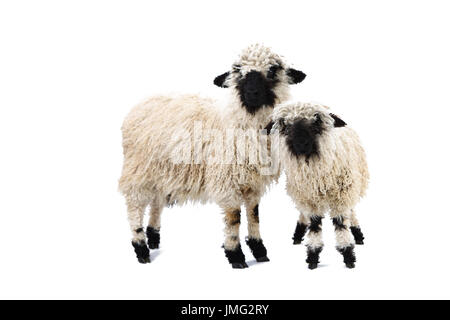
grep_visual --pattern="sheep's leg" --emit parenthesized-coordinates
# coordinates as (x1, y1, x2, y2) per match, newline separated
(349, 209, 365, 245)
(305, 214, 324, 270)
(244, 203, 269, 262)
(293, 212, 310, 245)
(146, 197, 164, 249)
(223, 208, 247, 269)
(127, 197, 150, 264)
(331, 210, 356, 269)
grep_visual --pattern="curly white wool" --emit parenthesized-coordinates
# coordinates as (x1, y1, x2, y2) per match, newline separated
(272, 101, 369, 214)
(272, 101, 369, 268)
(119, 44, 298, 265)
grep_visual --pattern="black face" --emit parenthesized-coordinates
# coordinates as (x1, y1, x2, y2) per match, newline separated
(237, 70, 277, 114)
(213, 65, 306, 115)
(283, 117, 323, 159)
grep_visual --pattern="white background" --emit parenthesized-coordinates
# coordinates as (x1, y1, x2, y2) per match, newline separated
(1, 0, 449, 299)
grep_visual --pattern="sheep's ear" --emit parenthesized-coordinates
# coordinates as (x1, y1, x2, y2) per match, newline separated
(213, 72, 230, 88)
(330, 113, 347, 127)
(286, 68, 306, 84)
(263, 121, 274, 134)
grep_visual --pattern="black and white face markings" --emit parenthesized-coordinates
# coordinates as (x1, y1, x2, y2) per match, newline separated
(283, 115, 323, 160)
(214, 64, 306, 115)
(280, 112, 347, 160)
(237, 70, 277, 114)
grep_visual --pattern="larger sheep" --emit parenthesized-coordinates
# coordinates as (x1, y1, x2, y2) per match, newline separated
(270, 102, 369, 269)
(119, 44, 306, 268)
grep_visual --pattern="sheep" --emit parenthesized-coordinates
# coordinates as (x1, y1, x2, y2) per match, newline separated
(119, 44, 306, 268)
(269, 102, 369, 269)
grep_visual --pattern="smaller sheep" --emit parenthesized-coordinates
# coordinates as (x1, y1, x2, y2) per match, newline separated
(270, 102, 369, 269)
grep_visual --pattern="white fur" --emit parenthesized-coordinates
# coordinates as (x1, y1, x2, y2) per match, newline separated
(119, 44, 297, 256)
(272, 102, 369, 259)
(272, 102, 369, 216)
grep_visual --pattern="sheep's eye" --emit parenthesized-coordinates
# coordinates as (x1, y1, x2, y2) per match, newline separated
(232, 64, 241, 73)
(311, 114, 323, 134)
(314, 113, 321, 122)
(267, 65, 280, 79)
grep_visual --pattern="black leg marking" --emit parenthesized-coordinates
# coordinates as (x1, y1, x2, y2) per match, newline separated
(306, 246, 323, 270)
(224, 244, 248, 268)
(146, 226, 160, 249)
(350, 226, 365, 245)
(309, 216, 322, 233)
(229, 209, 241, 226)
(246, 238, 269, 262)
(337, 245, 356, 268)
(332, 217, 347, 231)
(292, 222, 308, 244)
(252, 205, 259, 223)
(135, 228, 144, 233)
(305, 216, 323, 269)
(132, 241, 150, 264)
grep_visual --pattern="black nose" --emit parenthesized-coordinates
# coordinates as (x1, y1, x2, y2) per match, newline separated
(242, 71, 265, 97)
(293, 138, 312, 154)
(246, 87, 259, 97)
(297, 137, 308, 145)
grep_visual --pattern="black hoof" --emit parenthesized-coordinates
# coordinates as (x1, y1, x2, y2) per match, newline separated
(355, 239, 364, 245)
(246, 238, 268, 260)
(231, 262, 248, 269)
(224, 245, 246, 266)
(148, 243, 159, 249)
(138, 257, 151, 264)
(293, 239, 302, 245)
(256, 256, 270, 262)
(338, 245, 356, 268)
(308, 263, 318, 270)
(132, 241, 150, 263)
(306, 246, 322, 270)
(346, 262, 355, 269)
